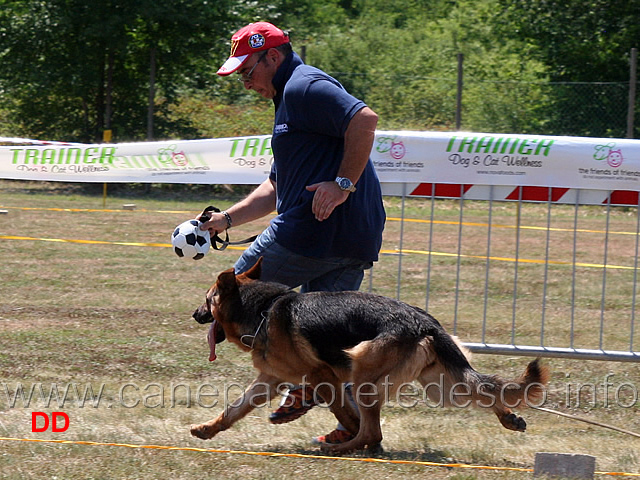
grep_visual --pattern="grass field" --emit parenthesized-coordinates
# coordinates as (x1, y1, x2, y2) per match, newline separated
(1, 180, 640, 479)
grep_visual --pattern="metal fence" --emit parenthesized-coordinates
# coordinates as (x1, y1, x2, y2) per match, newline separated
(372, 184, 640, 362)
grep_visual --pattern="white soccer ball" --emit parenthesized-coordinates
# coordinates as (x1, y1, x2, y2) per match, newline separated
(171, 219, 211, 260)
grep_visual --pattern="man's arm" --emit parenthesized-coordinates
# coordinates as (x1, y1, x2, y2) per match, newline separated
(199, 178, 276, 234)
(306, 106, 378, 222)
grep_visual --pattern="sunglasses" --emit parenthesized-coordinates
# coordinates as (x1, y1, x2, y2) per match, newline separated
(238, 51, 268, 83)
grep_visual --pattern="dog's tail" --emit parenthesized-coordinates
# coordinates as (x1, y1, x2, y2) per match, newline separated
(423, 327, 549, 431)
(466, 358, 550, 432)
(463, 358, 549, 409)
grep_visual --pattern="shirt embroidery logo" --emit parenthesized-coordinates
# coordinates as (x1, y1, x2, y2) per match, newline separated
(274, 124, 289, 134)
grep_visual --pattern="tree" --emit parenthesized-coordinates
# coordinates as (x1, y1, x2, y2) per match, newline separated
(499, 0, 640, 82)
(498, 0, 640, 137)
(306, 0, 549, 133)
(2, 0, 636, 141)
(0, 0, 233, 142)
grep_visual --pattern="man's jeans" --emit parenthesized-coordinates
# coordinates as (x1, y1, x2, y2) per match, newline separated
(234, 226, 372, 293)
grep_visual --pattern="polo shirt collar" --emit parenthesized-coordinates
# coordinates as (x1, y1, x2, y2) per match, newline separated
(272, 52, 304, 107)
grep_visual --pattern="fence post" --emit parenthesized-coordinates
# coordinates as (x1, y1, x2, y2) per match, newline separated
(456, 53, 463, 130)
(147, 46, 156, 141)
(102, 129, 112, 208)
(628, 47, 638, 139)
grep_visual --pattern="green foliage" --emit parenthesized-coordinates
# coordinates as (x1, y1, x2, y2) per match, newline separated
(168, 91, 274, 139)
(0, 0, 234, 142)
(498, 0, 640, 137)
(306, 0, 549, 132)
(0, 0, 637, 140)
(499, 0, 640, 82)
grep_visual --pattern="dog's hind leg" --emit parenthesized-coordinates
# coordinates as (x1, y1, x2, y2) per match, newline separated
(321, 381, 383, 454)
(321, 339, 417, 453)
(191, 372, 280, 440)
(306, 368, 361, 436)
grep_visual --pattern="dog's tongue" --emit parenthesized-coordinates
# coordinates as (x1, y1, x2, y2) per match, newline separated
(207, 321, 217, 362)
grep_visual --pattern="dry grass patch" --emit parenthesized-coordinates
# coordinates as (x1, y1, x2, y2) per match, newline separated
(1, 180, 640, 478)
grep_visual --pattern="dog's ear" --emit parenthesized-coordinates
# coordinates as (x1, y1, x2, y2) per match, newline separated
(244, 257, 263, 280)
(216, 268, 239, 296)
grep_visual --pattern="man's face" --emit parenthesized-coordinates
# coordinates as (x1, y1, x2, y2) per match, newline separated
(237, 50, 277, 99)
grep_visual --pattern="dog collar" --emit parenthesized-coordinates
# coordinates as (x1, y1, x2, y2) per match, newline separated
(207, 289, 295, 361)
(240, 290, 295, 350)
(240, 311, 269, 349)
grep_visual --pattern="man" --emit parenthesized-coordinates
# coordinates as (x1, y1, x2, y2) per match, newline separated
(200, 21, 385, 446)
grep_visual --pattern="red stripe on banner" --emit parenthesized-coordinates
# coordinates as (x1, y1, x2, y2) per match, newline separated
(607, 190, 640, 206)
(505, 186, 570, 202)
(409, 183, 474, 197)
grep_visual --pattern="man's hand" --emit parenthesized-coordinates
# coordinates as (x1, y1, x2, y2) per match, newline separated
(304, 107, 377, 222)
(306, 181, 350, 222)
(197, 212, 226, 236)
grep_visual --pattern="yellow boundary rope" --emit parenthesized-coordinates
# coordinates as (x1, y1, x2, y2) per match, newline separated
(1, 436, 638, 476)
(2, 205, 638, 270)
(0, 205, 637, 236)
(0, 234, 636, 271)
(2, 205, 640, 475)
(0, 234, 170, 249)
(1, 205, 638, 237)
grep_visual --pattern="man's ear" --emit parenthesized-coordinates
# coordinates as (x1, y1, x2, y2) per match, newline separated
(266, 47, 281, 65)
(243, 257, 263, 281)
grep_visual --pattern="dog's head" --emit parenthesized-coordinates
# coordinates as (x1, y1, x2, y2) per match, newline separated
(192, 258, 263, 359)
(192, 257, 263, 324)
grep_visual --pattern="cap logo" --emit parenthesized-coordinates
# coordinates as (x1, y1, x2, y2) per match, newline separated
(230, 39, 239, 57)
(248, 33, 265, 49)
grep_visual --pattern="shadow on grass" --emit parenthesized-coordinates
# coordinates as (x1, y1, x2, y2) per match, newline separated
(0, 179, 253, 202)
(262, 444, 452, 464)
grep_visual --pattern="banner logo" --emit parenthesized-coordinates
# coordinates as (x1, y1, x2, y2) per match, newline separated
(390, 141, 406, 160)
(594, 143, 624, 168)
(158, 145, 189, 167)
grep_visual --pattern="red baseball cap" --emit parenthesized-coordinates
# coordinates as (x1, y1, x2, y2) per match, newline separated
(217, 22, 290, 76)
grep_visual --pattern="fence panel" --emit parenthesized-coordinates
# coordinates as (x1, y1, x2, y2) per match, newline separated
(3, 133, 640, 363)
(375, 183, 640, 362)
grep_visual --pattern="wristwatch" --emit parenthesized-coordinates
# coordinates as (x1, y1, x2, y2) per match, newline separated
(335, 176, 356, 192)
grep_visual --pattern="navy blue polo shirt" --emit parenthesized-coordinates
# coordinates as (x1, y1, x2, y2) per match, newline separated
(268, 52, 385, 262)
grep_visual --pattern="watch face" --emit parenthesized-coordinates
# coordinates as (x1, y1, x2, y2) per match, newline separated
(339, 178, 351, 189)
(336, 177, 355, 191)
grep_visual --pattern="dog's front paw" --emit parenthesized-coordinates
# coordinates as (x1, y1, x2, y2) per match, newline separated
(190, 423, 222, 440)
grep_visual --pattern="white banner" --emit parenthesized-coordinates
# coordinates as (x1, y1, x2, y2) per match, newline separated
(2, 131, 640, 191)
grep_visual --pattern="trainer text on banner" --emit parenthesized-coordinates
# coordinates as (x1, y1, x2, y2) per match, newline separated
(1, 132, 640, 191)
(370, 131, 640, 190)
(0, 136, 273, 185)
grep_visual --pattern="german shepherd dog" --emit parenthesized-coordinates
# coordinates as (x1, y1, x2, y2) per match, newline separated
(190, 258, 549, 453)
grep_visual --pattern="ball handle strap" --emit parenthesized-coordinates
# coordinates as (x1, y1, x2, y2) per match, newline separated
(199, 205, 257, 251)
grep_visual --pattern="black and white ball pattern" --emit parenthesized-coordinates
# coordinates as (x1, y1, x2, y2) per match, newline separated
(171, 220, 211, 260)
